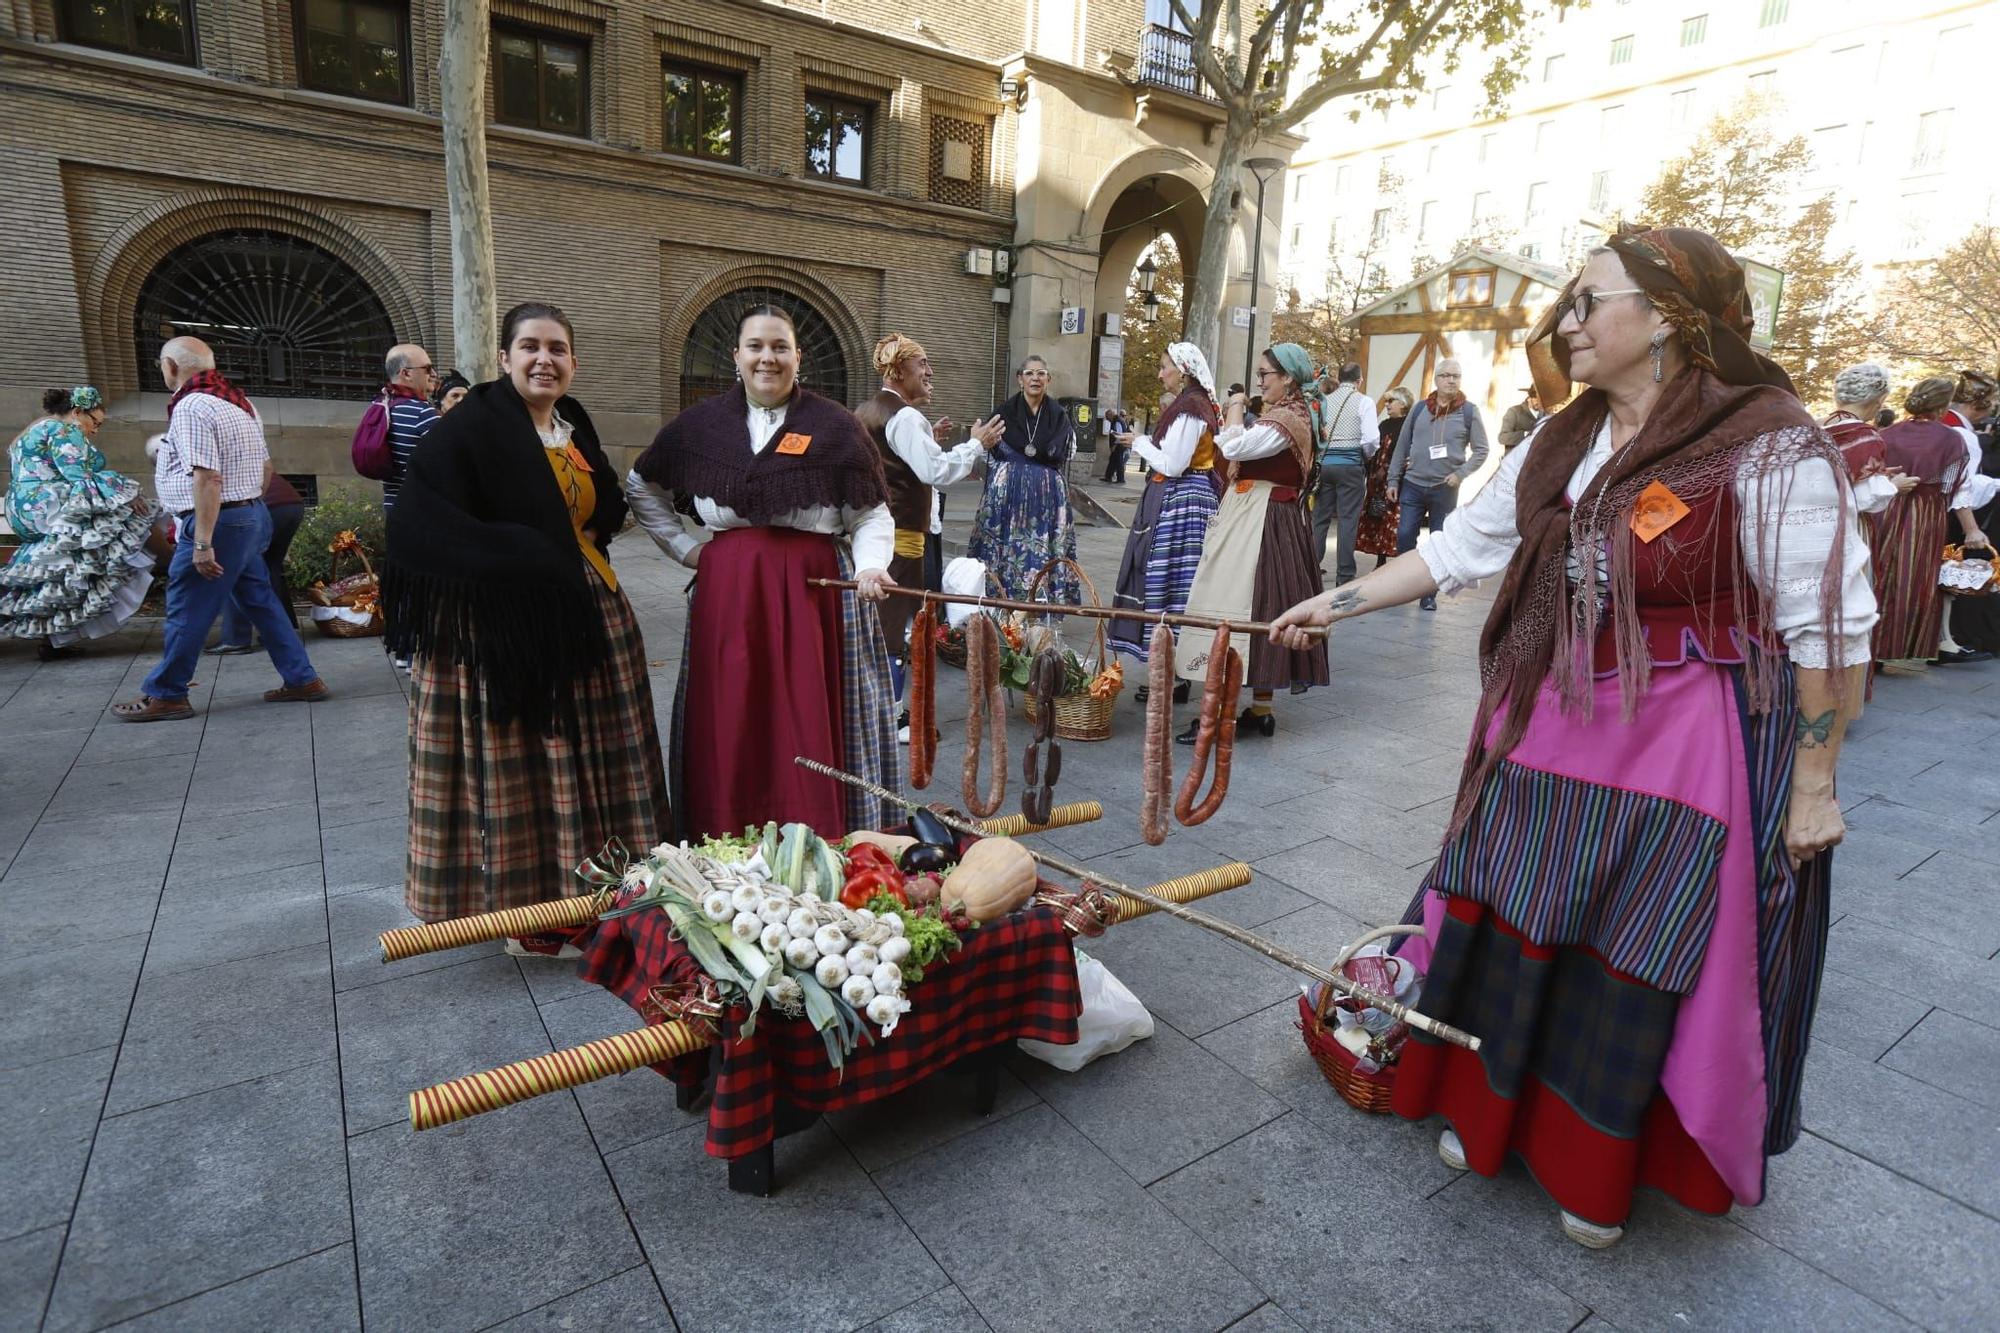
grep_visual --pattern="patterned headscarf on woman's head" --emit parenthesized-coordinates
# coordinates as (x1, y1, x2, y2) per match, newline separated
(1165, 341, 1216, 398)
(872, 333, 927, 381)
(69, 386, 104, 411)
(1955, 369, 1997, 413)
(1266, 342, 1326, 441)
(1526, 223, 1795, 405)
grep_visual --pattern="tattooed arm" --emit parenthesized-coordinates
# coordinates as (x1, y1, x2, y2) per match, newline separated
(1269, 549, 1439, 649)
(1786, 666, 1863, 866)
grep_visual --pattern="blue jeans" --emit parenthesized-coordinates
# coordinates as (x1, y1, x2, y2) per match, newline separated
(220, 499, 304, 646)
(1396, 479, 1458, 554)
(143, 502, 318, 700)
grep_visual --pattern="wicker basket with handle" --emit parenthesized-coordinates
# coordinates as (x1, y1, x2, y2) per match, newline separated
(1019, 557, 1120, 742)
(935, 570, 1009, 670)
(1296, 924, 1427, 1114)
(309, 537, 383, 638)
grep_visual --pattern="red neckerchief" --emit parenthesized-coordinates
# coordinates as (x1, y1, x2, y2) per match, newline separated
(1944, 409, 1974, 431)
(384, 383, 429, 403)
(167, 370, 254, 421)
(1426, 390, 1466, 417)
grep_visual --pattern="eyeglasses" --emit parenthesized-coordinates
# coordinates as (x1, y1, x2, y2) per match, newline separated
(1556, 288, 1647, 325)
(1255, 368, 1283, 380)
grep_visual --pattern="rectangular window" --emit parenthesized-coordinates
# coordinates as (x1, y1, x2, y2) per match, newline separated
(1418, 200, 1437, 241)
(1534, 119, 1555, 154)
(57, 0, 196, 63)
(1470, 191, 1491, 223)
(1370, 208, 1391, 245)
(1601, 104, 1624, 145)
(1610, 35, 1634, 66)
(1477, 132, 1497, 165)
(1900, 192, 1933, 253)
(1933, 26, 1973, 81)
(1292, 174, 1304, 203)
(1911, 110, 1950, 172)
(1425, 144, 1441, 174)
(1680, 15, 1706, 47)
(662, 62, 740, 162)
(1335, 164, 1351, 194)
(1758, 0, 1788, 27)
(1525, 181, 1547, 225)
(1289, 224, 1302, 251)
(1543, 53, 1564, 83)
(297, 0, 408, 103)
(1669, 89, 1696, 129)
(495, 26, 588, 135)
(1590, 170, 1613, 212)
(1448, 270, 1496, 308)
(1811, 124, 1849, 171)
(928, 113, 987, 208)
(1430, 84, 1450, 111)
(806, 93, 870, 183)
(1747, 69, 1775, 97)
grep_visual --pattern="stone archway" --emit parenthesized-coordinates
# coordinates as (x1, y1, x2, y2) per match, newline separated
(665, 263, 870, 416)
(82, 189, 427, 399)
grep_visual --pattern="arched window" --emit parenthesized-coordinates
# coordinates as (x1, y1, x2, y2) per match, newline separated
(679, 286, 851, 407)
(133, 230, 398, 400)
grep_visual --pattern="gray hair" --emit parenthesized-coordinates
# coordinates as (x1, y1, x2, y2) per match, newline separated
(386, 348, 414, 380)
(1833, 362, 1891, 406)
(1016, 354, 1049, 376)
(159, 336, 215, 372)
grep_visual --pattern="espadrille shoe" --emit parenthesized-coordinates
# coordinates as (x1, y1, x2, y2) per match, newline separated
(1560, 1210, 1625, 1249)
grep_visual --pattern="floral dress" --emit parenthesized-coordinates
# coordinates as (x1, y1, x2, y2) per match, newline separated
(0, 418, 156, 644)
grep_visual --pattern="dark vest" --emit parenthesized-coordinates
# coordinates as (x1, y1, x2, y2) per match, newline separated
(852, 388, 931, 535)
(1586, 482, 1770, 675)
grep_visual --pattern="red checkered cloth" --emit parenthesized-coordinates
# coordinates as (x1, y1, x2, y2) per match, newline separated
(575, 901, 1081, 1158)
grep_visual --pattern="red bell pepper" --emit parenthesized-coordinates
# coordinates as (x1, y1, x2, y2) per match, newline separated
(840, 843, 908, 909)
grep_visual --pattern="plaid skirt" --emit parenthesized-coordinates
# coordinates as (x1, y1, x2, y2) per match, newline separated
(405, 568, 670, 921)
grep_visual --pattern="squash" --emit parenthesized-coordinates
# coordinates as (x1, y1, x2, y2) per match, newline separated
(847, 831, 918, 860)
(940, 837, 1038, 922)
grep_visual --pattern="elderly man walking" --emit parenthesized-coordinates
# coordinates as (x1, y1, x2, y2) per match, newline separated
(113, 337, 327, 722)
(1388, 358, 1488, 610)
(379, 343, 440, 509)
(1308, 362, 1380, 586)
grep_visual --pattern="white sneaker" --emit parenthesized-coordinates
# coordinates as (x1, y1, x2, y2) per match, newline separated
(1438, 1128, 1468, 1171)
(1559, 1210, 1625, 1249)
(897, 724, 911, 745)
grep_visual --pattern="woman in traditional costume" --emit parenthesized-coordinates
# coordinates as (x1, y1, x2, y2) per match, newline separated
(1353, 388, 1410, 572)
(1, 386, 156, 659)
(1273, 227, 1876, 1247)
(967, 355, 1079, 601)
(1874, 376, 1987, 666)
(627, 305, 900, 841)
(384, 304, 669, 951)
(1172, 343, 1328, 739)
(1107, 343, 1222, 704)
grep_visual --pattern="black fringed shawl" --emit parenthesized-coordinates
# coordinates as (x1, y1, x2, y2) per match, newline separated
(381, 376, 627, 732)
(631, 383, 887, 521)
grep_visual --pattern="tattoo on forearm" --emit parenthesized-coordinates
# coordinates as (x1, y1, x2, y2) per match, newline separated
(1794, 708, 1836, 749)
(1327, 589, 1366, 617)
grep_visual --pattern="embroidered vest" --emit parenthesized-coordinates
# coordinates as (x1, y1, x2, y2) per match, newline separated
(1586, 482, 1770, 675)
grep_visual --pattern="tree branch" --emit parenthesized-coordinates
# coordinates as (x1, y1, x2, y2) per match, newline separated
(1278, 0, 1446, 130)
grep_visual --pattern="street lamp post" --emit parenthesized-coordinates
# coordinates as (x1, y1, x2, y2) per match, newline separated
(1243, 156, 1286, 388)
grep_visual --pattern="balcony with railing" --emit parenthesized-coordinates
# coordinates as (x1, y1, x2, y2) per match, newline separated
(1137, 24, 1213, 100)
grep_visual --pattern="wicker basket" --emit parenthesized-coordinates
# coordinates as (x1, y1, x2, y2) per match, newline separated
(935, 571, 1009, 670)
(309, 543, 384, 638)
(1296, 924, 1426, 1114)
(1019, 557, 1120, 742)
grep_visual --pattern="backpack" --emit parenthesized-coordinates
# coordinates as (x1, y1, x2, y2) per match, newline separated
(351, 393, 396, 480)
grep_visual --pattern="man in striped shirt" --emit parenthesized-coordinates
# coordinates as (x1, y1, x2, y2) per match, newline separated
(381, 344, 440, 508)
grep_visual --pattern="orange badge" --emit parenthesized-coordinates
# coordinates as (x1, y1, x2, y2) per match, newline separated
(563, 442, 591, 472)
(1630, 480, 1691, 543)
(775, 432, 812, 456)
(1235, 479, 1253, 494)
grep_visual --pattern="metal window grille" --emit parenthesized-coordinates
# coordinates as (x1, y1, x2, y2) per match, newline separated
(679, 286, 850, 407)
(132, 230, 397, 401)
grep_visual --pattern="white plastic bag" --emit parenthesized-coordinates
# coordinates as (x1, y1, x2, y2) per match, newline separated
(1018, 948, 1154, 1071)
(940, 557, 992, 627)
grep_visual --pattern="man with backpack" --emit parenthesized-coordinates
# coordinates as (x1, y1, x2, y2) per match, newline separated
(1387, 359, 1488, 610)
(1309, 361, 1379, 586)
(354, 344, 440, 508)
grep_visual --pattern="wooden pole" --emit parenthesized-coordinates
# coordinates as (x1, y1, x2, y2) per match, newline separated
(440, 0, 496, 377)
(797, 757, 1480, 1051)
(808, 580, 1328, 641)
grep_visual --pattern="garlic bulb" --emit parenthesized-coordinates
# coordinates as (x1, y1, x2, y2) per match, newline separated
(730, 884, 762, 915)
(882, 913, 906, 937)
(702, 891, 735, 923)
(844, 943, 879, 977)
(759, 922, 790, 954)
(784, 937, 818, 970)
(872, 961, 902, 993)
(852, 908, 876, 927)
(813, 925, 849, 957)
(768, 975, 803, 1008)
(758, 897, 792, 927)
(815, 954, 849, 988)
(878, 936, 911, 965)
(841, 973, 877, 1007)
(866, 993, 908, 1028)
(730, 912, 761, 942)
(787, 908, 818, 940)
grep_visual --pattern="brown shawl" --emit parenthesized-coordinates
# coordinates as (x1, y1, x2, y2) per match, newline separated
(1458, 227, 1850, 835)
(1229, 395, 1316, 488)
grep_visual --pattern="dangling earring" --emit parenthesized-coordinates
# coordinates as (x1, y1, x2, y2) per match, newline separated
(1649, 329, 1669, 383)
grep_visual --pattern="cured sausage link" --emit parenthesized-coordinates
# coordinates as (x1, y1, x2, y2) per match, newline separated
(909, 605, 937, 789)
(1141, 623, 1174, 845)
(962, 615, 1008, 817)
(1175, 623, 1242, 826)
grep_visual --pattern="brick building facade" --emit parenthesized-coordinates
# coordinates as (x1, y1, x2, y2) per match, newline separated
(0, 0, 1292, 491)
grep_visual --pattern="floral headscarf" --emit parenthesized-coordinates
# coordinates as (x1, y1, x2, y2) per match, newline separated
(68, 386, 104, 411)
(1165, 342, 1216, 398)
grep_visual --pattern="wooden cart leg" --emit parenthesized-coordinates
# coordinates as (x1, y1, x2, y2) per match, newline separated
(967, 1041, 1010, 1116)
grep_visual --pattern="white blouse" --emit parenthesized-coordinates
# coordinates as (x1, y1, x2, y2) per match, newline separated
(1417, 419, 1879, 670)
(1214, 420, 1294, 462)
(1129, 416, 1206, 477)
(624, 399, 896, 572)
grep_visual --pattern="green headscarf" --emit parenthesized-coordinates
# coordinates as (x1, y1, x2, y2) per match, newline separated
(1266, 342, 1325, 442)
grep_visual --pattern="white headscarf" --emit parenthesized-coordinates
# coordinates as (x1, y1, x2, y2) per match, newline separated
(1166, 342, 1217, 399)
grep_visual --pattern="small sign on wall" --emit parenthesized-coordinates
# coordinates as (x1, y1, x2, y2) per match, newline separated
(1230, 306, 1253, 329)
(1061, 306, 1086, 335)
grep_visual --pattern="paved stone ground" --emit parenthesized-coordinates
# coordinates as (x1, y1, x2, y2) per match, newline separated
(4, 471, 1999, 1331)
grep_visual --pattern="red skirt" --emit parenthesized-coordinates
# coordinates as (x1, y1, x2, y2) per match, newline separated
(679, 527, 849, 840)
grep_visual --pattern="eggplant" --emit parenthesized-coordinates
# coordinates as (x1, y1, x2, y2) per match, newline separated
(909, 807, 956, 849)
(898, 842, 958, 875)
